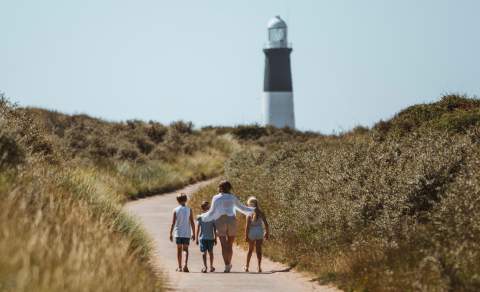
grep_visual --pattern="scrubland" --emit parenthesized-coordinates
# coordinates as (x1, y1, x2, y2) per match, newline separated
(192, 95, 480, 292)
(0, 95, 233, 291)
(3, 93, 479, 291)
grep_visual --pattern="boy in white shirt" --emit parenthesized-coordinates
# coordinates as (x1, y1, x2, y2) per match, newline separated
(169, 193, 195, 272)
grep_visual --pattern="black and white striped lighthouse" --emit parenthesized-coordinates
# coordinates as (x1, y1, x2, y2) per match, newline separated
(262, 16, 295, 129)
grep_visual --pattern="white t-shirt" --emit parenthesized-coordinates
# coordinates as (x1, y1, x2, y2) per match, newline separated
(173, 205, 191, 238)
(201, 193, 254, 222)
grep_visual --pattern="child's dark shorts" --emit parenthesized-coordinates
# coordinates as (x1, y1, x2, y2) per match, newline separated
(199, 239, 215, 253)
(175, 237, 190, 245)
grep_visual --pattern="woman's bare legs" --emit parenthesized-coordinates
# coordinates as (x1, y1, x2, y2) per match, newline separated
(255, 239, 263, 272)
(227, 236, 235, 265)
(246, 240, 255, 271)
(219, 235, 236, 272)
(219, 236, 229, 265)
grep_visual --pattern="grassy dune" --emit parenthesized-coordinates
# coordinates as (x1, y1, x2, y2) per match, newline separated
(3, 92, 480, 291)
(192, 95, 480, 292)
(0, 95, 234, 291)
(22, 106, 235, 199)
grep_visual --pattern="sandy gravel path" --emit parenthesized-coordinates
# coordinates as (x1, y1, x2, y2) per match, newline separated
(125, 180, 340, 292)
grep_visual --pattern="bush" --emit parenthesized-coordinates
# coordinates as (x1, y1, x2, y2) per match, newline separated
(170, 120, 193, 134)
(136, 138, 155, 155)
(0, 132, 24, 170)
(146, 123, 168, 143)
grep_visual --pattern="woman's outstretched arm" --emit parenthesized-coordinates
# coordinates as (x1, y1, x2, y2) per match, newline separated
(234, 196, 254, 215)
(201, 196, 219, 222)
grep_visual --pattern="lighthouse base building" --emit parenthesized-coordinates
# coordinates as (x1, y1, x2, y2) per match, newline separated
(262, 16, 295, 129)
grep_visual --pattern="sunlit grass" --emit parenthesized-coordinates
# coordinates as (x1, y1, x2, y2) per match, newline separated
(193, 95, 480, 292)
(0, 165, 163, 292)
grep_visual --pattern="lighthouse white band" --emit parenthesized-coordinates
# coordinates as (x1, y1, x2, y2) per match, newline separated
(263, 91, 295, 129)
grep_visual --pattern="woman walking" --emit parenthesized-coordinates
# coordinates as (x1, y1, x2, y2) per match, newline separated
(201, 180, 254, 273)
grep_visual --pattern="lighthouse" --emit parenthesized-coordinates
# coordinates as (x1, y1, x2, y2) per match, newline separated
(262, 15, 295, 129)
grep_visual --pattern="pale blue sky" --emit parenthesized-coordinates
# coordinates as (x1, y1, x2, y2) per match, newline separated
(1, 0, 479, 132)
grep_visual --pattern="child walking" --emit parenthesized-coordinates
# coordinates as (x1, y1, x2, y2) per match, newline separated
(195, 201, 217, 273)
(244, 196, 270, 273)
(169, 193, 195, 272)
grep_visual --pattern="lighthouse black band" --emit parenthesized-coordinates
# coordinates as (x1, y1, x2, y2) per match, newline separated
(263, 48, 293, 92)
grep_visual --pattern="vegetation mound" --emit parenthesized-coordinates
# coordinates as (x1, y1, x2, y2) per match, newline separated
(373, 94, 480, 137)
(193, 95, 480, 292)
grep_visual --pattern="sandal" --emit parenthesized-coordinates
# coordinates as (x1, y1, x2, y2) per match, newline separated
(175, 267, 182, 272)
(210, 267, 215, 272)
(201, 267, 207, 273)
(244, 266, 249, 272)
(183, 266, 189, 273)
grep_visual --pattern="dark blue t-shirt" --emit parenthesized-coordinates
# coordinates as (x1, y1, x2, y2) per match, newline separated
(197, 216, 215, 240)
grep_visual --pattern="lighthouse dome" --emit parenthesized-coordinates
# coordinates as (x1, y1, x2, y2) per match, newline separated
(267, 16, 287, 29)
(266, 16, 288, 48)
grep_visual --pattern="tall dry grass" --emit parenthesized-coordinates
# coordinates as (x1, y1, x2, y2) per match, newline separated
(0, 165, 162, 292)
(0, 94, 236, 291)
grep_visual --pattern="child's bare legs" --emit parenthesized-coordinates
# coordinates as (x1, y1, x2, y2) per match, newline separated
(182, 244, 190, 272)
(245, 240, 255, 271)
(255, 240, 263, 272)
(201, 251, 208, 271)
(176, 245, 183, 270)
(208, 250, 215, 271)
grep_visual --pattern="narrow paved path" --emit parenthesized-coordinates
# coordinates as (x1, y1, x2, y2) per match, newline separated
(125, 180, 340, 292)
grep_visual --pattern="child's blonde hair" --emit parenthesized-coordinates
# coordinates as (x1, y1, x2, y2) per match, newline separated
(247, 196, 261, 222)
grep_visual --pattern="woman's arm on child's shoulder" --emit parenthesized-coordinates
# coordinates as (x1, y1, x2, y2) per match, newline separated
(169, 211, 177, 242)
(201, 196, 218, 222)
(234, 196, 254, 215)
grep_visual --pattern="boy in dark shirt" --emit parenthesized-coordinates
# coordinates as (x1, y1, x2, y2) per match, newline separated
(196, 201, 217, 273)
